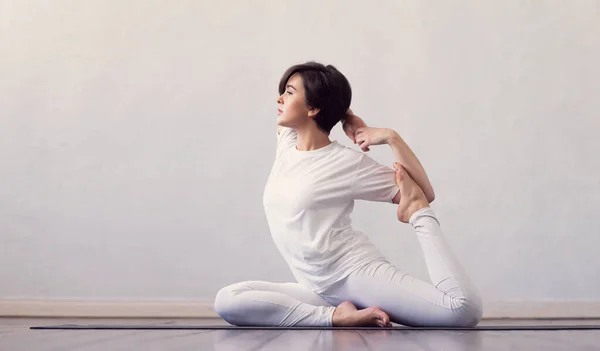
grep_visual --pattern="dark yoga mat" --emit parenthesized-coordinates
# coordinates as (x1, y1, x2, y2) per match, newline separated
(30, 324, 600, 331)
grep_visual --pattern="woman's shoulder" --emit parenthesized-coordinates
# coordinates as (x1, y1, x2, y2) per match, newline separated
(332, 142, 369, 165)
(333, 142, 388, 171)
(334, 141, 365, 157)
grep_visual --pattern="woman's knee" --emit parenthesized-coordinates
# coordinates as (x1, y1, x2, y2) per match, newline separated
(214, 283, 244, 324)
(449, 296, 483, 327)
(215, 281, 261, 325)
(459, 305, 483, 327)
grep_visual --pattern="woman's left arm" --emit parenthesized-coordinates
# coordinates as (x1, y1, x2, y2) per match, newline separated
(355, 127, 436, 203)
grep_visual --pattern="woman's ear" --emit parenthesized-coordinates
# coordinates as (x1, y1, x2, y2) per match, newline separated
(308, 107, 321, 118)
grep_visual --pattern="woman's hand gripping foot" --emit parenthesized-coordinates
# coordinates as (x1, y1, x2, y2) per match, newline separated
(393, 162, 430, 223)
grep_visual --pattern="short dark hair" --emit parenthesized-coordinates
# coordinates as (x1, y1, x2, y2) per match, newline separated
(278, 61, 352, 134)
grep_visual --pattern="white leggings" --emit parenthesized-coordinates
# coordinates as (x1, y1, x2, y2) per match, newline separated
(214, 207, 483, 327)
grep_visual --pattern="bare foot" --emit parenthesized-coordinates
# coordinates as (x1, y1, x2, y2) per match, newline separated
(393, 163, 429, 223)
(332, 301, 392, 327)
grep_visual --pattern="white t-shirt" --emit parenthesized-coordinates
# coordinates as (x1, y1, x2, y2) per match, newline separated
(262, 127, 400, 293)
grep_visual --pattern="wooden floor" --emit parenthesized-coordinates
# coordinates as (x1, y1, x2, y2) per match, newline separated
(1, 317, 600, 350)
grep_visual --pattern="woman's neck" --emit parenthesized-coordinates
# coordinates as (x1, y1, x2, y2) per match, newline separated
(294, 124, 332, 151)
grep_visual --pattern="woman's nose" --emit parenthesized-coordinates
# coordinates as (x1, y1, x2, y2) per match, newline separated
(276, 95, 283, 104)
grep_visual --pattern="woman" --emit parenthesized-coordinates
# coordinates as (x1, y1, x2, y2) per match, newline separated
(214, 62, 483, 328)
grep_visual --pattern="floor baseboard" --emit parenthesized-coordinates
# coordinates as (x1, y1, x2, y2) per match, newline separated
(1, 299, 599, 319)
(0, 300, 216, 318)
(482, 300, 600, 319)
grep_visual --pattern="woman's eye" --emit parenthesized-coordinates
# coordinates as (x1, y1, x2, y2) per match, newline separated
(286, 91, 292, 95)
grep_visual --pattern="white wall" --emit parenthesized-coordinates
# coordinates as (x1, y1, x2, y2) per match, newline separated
(1, 0, 599, 309)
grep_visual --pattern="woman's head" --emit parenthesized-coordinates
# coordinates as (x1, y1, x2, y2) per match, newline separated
(276, 61, 352, 134)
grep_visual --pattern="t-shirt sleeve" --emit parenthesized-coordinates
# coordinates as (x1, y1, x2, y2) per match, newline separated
(276, 126, 297, 158)
(351, 154, 400, 203)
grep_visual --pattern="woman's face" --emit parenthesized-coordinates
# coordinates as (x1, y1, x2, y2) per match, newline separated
(276, 73, 318, 128)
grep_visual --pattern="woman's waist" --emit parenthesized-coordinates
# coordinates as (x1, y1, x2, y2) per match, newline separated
(286, 230, 382, 264)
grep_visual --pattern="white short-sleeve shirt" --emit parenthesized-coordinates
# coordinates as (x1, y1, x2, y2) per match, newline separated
(262, 127, 400, 293)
